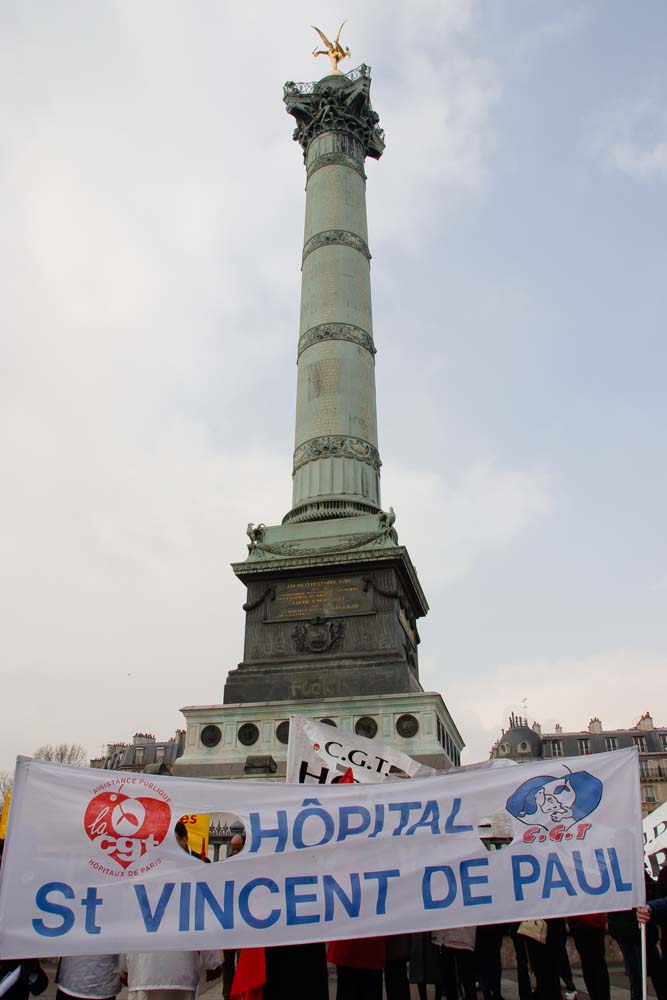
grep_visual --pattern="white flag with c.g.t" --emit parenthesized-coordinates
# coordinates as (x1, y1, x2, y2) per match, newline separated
(286, 714, 438, 784)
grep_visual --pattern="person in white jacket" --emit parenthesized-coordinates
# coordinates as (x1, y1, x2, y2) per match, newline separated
(119, 950, 221, 1000)
(56, 955, 120, 1000)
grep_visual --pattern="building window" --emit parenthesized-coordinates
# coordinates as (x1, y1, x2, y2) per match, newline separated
(519, 741, 529, 752)
(552, 740, 563, 757)
(134, 747, 144, 766)
(642, 786, 657, 804)
(661, 734, 667, 751)
(640, 760, 657, 780)
(634, 735, 647, 752)
(499, 743, 509, 756)
(578, 738, 590, 755)
(155, 747, 165, 763)
(605, 736, 617, 752)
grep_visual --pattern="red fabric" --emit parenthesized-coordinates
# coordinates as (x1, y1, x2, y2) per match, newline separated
(339, 767, 355, 784)
(327, 936, 386, 970)
(231, 947, 266, 1000)
(568, 913, 606, 930)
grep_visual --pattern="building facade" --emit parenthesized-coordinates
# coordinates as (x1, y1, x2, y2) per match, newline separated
(90, 730, 185, 774)
(491, 712, 667, 815)
(178, 691, 461, 780)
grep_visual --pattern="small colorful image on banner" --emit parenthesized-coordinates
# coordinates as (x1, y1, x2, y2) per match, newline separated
(178, 812, 210, 858)
(0, 790, 10, 840)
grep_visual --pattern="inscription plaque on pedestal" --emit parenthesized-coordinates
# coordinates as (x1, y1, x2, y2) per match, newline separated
(266, 575, 373, 622)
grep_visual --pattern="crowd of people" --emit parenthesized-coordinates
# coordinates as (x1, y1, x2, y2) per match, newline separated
(2, 824, 667, 1000)
(317, 872, 667, 1000)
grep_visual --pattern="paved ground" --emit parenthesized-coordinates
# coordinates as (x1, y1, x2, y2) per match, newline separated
(38, 958, 643, 1000)
(500, 966, 644, 1000)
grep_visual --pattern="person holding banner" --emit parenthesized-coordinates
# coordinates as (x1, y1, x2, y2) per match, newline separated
(55, 956, 120, 1000)
(638, 899, 667, 922)
(520, 919, 564, 1000)
(656, 863, 667, 979)
(0, 960, 47, 1000)
(432, 926, 476, 1000)
(611, 874, 667, 1000)
(327, 936, 386, 1000)
(120, 949, 222, 1000)
(231, 942, 328, 1000)
(384, 935, 412, 1000)
(567, 914, 610, 1000)
(409, 932, 443, 1000)
(223, 835, 245, 1000)
(474, 922, 505, 1000)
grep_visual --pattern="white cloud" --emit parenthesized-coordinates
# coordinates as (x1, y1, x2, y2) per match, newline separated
(370, 23, 501, 245)
(434, 650, 667, 764)
(384, 459, 552, 585)
(606, 141, 667, 181)
(512, 4, 592, 65)
(0, 414, 288, 766)
(591, 94, 667, 181)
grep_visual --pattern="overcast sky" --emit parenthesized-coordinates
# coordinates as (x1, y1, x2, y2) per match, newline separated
(2, 0, 666, 772)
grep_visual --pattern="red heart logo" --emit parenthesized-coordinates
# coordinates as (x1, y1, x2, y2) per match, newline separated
(84, 790, 171, 870)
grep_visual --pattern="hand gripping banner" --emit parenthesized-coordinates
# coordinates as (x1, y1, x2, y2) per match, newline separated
(0, 747, 644, 957)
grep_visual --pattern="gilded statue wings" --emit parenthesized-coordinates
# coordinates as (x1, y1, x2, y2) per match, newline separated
(311, 25, 333, 51)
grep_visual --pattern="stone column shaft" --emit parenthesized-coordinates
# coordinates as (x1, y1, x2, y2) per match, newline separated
(283, 67, 385, 525)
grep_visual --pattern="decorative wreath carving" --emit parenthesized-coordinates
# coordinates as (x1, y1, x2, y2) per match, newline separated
(293, 435, 381, 473)
(292, 616, 345, 654)
(302, 229, 371, 263)
(307, 150, 366, 182)
(298, 322, 376, 358)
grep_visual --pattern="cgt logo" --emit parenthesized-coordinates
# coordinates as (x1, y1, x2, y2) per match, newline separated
(84, 787, 171, 871)
(506, 767, 603, 845)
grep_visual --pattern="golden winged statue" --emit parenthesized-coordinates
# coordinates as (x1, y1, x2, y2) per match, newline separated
(311, 21, 351, 75)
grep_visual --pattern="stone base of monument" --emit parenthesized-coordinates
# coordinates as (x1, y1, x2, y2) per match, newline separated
(173, 690, 462, 780)
(227, 512, 428, 705)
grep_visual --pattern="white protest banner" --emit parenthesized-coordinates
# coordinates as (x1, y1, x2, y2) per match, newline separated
(286, 715, 437, 784)
(643, 800, 667, 877)
(0, 748, 644, 958)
